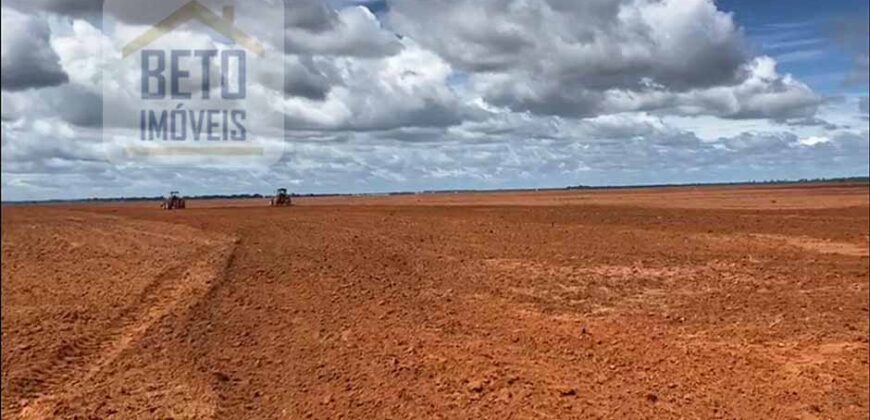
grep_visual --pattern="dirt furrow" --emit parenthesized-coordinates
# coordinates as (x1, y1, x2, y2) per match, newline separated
(2, 185, 868, 419)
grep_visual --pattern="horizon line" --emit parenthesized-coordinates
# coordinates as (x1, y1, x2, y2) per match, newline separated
(2, 176, 868, 205)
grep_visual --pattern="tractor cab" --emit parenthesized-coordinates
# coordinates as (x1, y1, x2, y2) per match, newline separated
(161, 191, 186, 209)
(271, 188, 292, 206)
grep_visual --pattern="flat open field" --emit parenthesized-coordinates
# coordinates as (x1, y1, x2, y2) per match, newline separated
(2, 184, 869, 419)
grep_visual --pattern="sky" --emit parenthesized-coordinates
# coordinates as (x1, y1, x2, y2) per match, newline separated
(1, 0, 868, 201)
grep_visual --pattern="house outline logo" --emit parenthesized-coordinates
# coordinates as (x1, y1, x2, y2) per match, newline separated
(102, 0, 286, 166)
(122, 0, 265, 58)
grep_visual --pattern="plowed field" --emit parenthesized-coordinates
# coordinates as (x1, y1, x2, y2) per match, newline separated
(2, 184, 869, 419)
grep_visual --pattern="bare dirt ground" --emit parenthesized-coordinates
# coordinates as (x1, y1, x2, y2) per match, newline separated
(2, 184, 869, 419)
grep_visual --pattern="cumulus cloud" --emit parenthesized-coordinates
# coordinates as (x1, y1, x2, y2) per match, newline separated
(281, 39, 485, 130)
(678, 56, 819, 119)
(0, 8, 69, 91)
(286, 0, 341, 32)
(285, 5, 401, 57)
(3, 0, 100, 17)
(0, 0, 865, 201)
(277, 56, 336, 101)
(4, 108, 868, 201)
(390, 0, 820, 119)
(392, 0, 746, 86)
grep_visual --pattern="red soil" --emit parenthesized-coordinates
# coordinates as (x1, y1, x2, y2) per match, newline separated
(2, 184, 869, 419)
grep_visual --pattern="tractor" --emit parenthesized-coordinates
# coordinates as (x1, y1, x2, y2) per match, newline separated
(161, 191, 186, 209)
(270, 188, 292, 206)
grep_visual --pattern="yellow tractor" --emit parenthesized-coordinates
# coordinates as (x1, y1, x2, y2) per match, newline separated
(270, 188, 292, 206)
(161, 191, 186, 209)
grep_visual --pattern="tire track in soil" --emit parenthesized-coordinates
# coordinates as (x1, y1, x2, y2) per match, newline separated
(4, 187, 867, 419)
(199, 217, 435, 418)
(13, 220, 238, 420)
(4, 263, 187, 408)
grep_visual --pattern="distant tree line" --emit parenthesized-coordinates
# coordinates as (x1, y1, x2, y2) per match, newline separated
(566, 176, 870, 190)
(1, 191, 359, 205)
(4, 176, 867, 205)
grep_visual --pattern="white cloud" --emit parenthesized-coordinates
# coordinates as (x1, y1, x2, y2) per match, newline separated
(1, 8, 69, 91)
(391, 0, 820, 119)
(285, 6, 401, 57)
(0, 0, 866, 201)
(282, 39, 484, 130)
